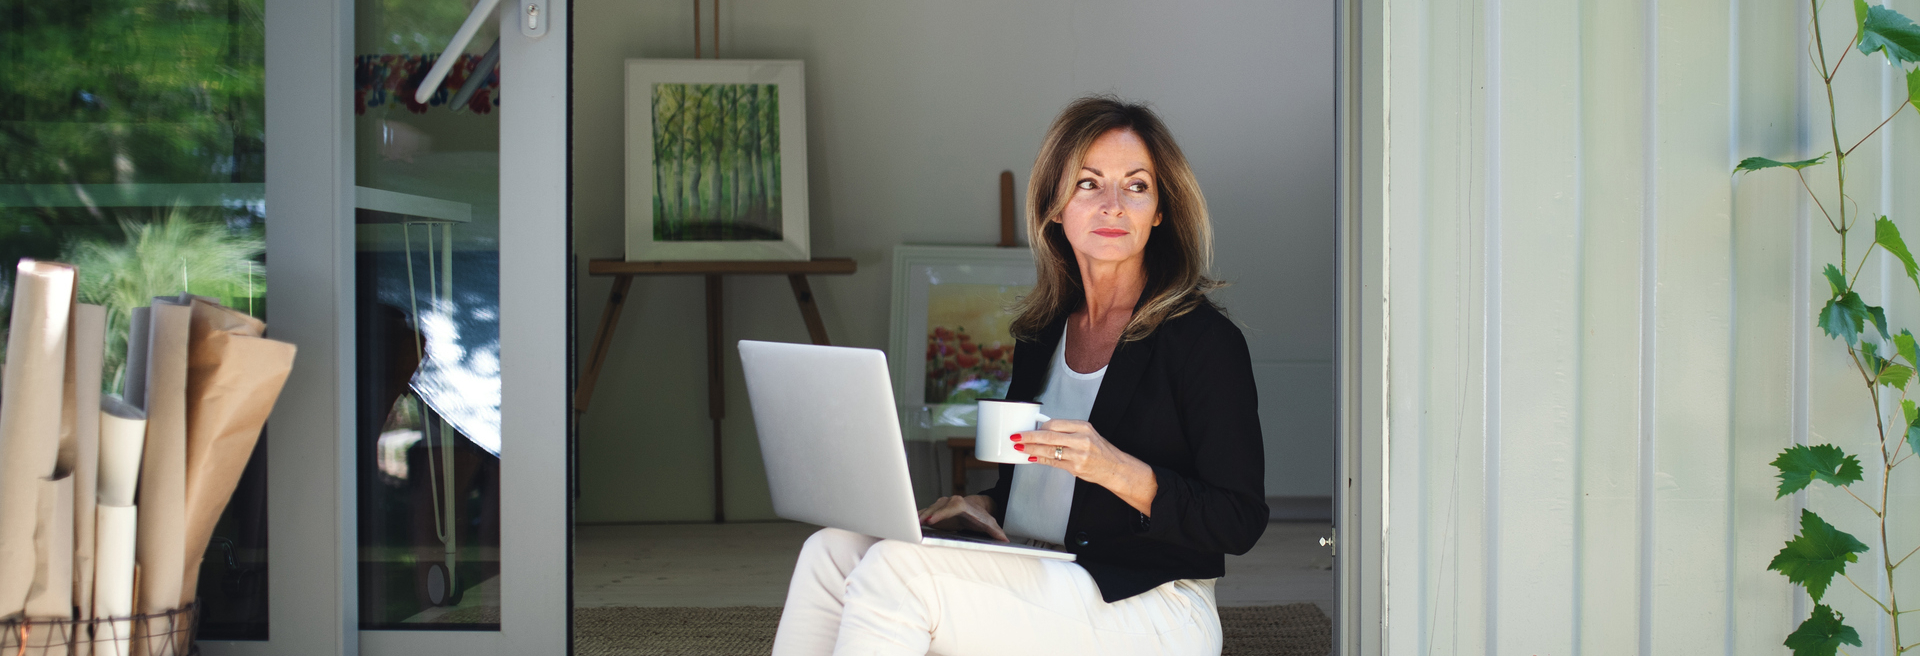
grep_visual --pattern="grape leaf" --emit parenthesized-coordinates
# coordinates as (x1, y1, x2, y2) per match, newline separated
(1735, 154, 1829, 174)
(1909, 68, 1920, 115)
(1769, 509, 1870, 602)
(1881, 363, 1914, 389)
(1860, 0, 1874, 41)
(1859, 3, 1920, 63)
(1906, 398, 1918, 426)
(1876, 216, 1920, 289)
(1771, 444, 1865, 498)
(1818, 291, 1870, 344)
(1862, 342, 1913, 388)
(1910, 416, 1920, 458)
(1823, 264, 1849, 296)
(1785, 604, 1862, 656)
(1869, 304, 1891, 339)
(1897, 330, 1918, 367)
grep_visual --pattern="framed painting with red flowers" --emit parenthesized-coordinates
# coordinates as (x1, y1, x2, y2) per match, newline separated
(888, 245, 1036, 440)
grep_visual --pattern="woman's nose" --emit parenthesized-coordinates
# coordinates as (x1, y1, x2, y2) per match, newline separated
(1099, 186, 1124, 216)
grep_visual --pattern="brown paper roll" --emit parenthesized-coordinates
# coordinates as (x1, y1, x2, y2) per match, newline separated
(177, 298, 293, 605)
(0, 260, 75, 616)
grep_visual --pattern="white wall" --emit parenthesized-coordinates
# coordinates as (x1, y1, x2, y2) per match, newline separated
(1377, 0, 1913, 652)
(573, 0, 1338, 522)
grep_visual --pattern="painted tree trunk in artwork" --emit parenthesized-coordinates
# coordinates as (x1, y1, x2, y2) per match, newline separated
(649, 82, 782, 241)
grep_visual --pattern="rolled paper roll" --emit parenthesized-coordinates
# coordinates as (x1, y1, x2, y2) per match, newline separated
(136, 298, 190, 621)
(24, 476, 74, 646)
(72, 303, 106, 656)
(93, 504, 136, 656)
(99, 396, 147, 508)
(0, 260, 75, 618)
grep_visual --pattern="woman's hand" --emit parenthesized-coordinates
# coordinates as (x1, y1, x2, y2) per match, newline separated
(917, 494, 1009, 542)
(1014, 419, 1159, 515)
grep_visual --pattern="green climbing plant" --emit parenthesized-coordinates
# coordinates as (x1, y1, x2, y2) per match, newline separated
(1742, 2, 1920, 653)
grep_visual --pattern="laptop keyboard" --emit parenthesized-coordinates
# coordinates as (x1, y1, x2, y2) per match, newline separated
(921, 527, 1064, 552)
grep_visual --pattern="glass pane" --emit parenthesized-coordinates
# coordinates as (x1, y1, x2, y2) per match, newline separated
(354, 0, 503, 630)
(0, 0, 269, 641)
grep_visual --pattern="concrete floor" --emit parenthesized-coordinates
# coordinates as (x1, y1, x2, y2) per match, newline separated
(574, 521, 1334, 616)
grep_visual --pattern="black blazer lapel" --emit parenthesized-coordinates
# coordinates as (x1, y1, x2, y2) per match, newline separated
(1006, 315, 1066, 403)
(1087, 329, 1156, 432)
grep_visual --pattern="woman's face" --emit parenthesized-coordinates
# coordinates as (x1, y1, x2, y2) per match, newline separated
(1054, 128, 1161, 268)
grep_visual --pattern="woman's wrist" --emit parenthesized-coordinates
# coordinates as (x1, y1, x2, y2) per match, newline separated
(965, 494, 995, 515)
(1101, 454, 1157, 516)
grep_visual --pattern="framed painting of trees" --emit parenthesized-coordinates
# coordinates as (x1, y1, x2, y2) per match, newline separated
(624, 59, 809, 261)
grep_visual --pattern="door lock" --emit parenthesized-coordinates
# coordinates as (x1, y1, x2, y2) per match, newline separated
(520, 0, 548, 38)
(1320, 529, 1336, 557)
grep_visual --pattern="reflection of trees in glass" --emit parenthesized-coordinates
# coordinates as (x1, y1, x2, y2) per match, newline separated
(650, 83, 782, 241)
(57, 207, 264, 391)
(0, 0, 265, 186)
(0, 0, 268, 341)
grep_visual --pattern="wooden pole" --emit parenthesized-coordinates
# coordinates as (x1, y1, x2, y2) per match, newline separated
(705, 274, 725, 522)
(999, 170, 1017, 247)
(575, 275, 633, 412)
(787, 275, 832, 345)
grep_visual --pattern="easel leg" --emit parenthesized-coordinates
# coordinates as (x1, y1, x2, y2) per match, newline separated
(575, 275, 634, 412)
(788, 274, 832, 345)
(706, 274, 726, 523)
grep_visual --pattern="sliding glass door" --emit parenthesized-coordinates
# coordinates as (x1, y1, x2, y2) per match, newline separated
(354, 0, 570, 652)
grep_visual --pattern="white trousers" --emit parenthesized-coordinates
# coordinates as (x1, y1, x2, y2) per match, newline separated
(771, 528, 1222, 656)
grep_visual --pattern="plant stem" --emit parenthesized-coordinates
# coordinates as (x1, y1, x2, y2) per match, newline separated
(1800, 169, 1841, 232)
(1847, 99, 1913, 158)
(1895, 541, 1920, 570)
(1851, 243, 1883, 289)
(1848, 573, 1896, 614)
(1812, 0, 1851, 263)
(1831, 33, 1860, 82)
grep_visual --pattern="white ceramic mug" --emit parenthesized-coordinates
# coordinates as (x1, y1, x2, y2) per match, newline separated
(975, 400, 1051, 464)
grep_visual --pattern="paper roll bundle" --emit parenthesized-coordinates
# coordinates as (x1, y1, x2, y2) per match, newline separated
(136, 298, 190, 647)
(178, 297, 295, 604)
(93, 504, 136, 656)
(0, 260, 75, 617)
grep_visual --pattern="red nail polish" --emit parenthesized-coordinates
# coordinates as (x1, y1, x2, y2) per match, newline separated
(1014, 444, 1025, 451)
(1010, 433, 1022, 441)
(1028, 456, 1038, 462)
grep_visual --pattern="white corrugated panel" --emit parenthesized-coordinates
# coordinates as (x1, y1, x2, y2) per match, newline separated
(1378, 0, 1915, 652)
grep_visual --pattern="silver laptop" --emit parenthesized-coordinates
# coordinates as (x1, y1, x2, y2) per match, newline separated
(738, 339, 1073, 561)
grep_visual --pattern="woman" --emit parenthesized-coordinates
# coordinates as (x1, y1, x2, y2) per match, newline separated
(771, 96, 1267, 656)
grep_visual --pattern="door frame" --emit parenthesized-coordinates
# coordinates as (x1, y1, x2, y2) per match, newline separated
(1334, 0, 1387, 653)
(358, 1, 573, 653)
(201, 0, 357, 654)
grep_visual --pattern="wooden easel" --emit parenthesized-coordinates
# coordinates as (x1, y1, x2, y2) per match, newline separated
(944, 171, 1022, 496)
(574, 257, 857, 523)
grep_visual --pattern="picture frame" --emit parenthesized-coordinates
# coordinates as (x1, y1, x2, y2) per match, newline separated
(624, 59, 810, 261)
(887, 245, 1037, 441)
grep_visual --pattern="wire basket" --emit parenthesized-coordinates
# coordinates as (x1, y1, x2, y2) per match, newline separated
(0, 604, 197, 656)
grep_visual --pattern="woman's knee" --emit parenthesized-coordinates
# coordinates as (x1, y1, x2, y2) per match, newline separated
(801, 527, 879, 562)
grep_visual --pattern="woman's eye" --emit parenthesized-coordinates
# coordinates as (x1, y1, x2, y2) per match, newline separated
(1077, 179, 1097, 190)
(1127, 182, 1149, 193)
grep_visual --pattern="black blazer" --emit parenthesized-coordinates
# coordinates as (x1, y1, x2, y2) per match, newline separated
(982, 299, 1268, 603)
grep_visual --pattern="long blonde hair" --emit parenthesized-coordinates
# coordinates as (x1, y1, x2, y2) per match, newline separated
(1011, 96, 1219, 343)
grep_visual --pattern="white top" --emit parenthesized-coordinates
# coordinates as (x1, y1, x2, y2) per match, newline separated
(1003, 327, 1106, 544)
